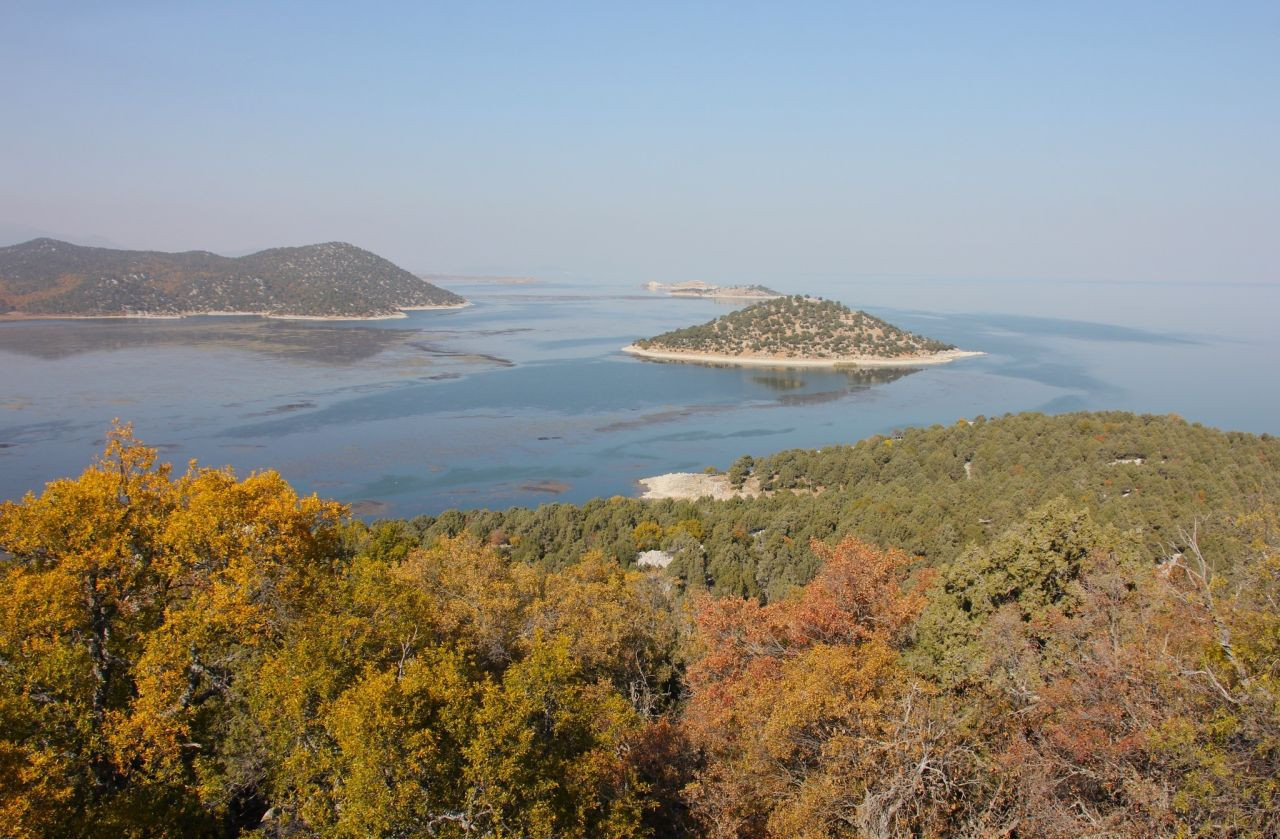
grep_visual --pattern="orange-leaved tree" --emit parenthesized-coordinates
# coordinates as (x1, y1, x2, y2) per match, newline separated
(682, 536, 937, 838)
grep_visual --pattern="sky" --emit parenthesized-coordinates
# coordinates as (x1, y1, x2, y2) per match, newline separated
(2, 1, 1277, 285)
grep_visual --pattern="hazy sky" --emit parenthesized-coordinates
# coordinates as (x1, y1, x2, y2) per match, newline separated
(2, 1, 1277, 284)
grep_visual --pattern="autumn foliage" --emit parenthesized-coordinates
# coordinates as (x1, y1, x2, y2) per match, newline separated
(0, 427, 680, 837)
(682, 537, 930, 838)
(0, 425, 345, 836)
(2, 428, 1280, 837)
(675, 509, 1280, 837)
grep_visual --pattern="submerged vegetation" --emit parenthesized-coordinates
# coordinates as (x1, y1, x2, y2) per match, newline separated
(2, 412, 1279, 837)
(633, 296, 955, 359)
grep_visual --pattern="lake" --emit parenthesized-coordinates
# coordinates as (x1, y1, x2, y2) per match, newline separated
(1, 277, 1276, 517)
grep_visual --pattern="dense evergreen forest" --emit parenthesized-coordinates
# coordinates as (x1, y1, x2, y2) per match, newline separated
(633, 296, 955, 358)
(408, 412, 1280, 600)
(3, 411, 1278, 837)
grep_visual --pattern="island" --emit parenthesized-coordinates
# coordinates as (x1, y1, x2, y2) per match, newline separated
(0, 238, 466, 320)
(623, 295, 983, 367)
(642, 280, 783, 300)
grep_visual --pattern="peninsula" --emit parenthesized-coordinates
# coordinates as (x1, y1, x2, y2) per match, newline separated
(643, 280, 782, 300)
(0, 239, 466, 319)
(623, 295, 982, 367)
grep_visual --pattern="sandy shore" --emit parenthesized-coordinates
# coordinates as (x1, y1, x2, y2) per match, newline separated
(621, 345, 984, 368)
(0, 302, 470, 323)
(637, 472, 755, 501)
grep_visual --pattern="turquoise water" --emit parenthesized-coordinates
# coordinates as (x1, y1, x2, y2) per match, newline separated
(1, 279, 1276, 517)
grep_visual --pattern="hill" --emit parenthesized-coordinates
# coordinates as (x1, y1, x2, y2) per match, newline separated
(405, 410, 1280, 598)
(0, 238, 465, 318)
(627, 295, 971, 365)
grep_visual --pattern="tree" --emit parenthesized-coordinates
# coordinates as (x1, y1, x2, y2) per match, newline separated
(0, 424, 345, 835)
(633, 521, 664, 552)
(681, 536, 931, 837)
(247, 537, 675, 837)
(911, 499, 1131, 683)
(932, 506, 1280, 836)
(463, 639, 648, 838)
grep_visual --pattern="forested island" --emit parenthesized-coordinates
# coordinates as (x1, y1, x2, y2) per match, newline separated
(3, 411, 1279, 837)
(625, 295, 981, 367)
(0, 238, 465, 319)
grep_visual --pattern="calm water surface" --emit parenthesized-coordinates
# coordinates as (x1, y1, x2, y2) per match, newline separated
(1, 278, 1276, 517)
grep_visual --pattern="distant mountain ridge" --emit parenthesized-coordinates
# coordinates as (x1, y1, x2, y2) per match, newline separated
(0, 239, 465, 318)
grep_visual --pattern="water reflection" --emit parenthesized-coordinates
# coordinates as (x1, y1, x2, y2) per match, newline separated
(751, 372, 808, 391)
(750, 368, 914, 392)
(0, 317, 415, 364)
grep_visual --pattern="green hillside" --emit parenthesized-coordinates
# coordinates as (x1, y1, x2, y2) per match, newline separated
(406, 411, 1280, 599)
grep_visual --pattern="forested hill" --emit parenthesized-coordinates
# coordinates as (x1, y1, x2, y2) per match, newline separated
(633, 295, 955, 358)
(405, 411, 1280, 600)
(4, 412, 1280, 836)
(0, 238, 464, 318)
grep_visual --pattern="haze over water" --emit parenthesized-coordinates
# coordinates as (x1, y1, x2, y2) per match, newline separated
(4, 5, 1277, 518)
(1, 278, 1274, 518)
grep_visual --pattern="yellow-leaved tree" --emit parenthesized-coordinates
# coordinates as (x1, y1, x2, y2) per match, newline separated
(1, 426, 686, 838)
(0, 424, 345, 836)
(248, 538, 679, 838)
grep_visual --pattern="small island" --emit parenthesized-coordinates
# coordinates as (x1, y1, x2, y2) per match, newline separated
(623, 295, 983, 368)
(643, 280, 783, 300)
(0, 239, 466, 320)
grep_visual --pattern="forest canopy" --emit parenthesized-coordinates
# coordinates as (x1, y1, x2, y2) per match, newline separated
(2, 413, 1278, 837)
